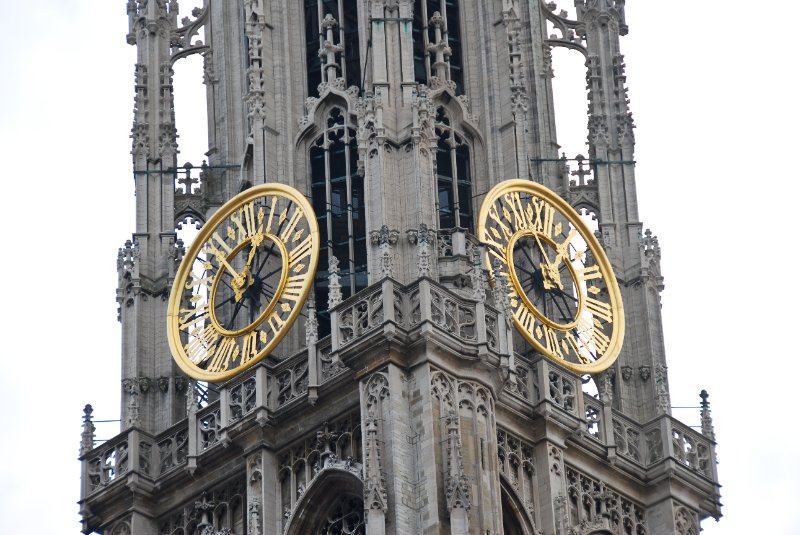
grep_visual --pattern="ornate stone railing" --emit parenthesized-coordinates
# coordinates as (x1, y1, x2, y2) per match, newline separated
(436, 228, 481, 259)
(329, 278, 496, 358)
(500, 356, 717, 483)
(275, 349, 310, 408)
(336, 285, 385, 344)
(84, 432, 130, 494)
(611, 410, 644, 465)
(196, 403, 222, 451)
(82, 276, 718, 506)
(156, 421, 189, 476)
(226, 371, 257, 424)
(81, 427, 157, 497)
(583, 394, 602, 442)
(80, 336, 362, 500)
(666, 417, 715, 479)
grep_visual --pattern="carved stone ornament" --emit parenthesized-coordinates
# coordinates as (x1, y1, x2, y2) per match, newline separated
(639, 366, 651, 381)
(654, 364, 671, 414)
(470, 247, 486, 301)
(364, 413, 388, 512)
(700, 389, 716, 440)
(174, 376, 188, 392)
(620, 365, 633, 381)
(247, 500, 262, 535)
(305, 297, 318, 345)
(328, 255, 343, 309)
(370, 225, 400, 246)
(364, 373, 389, 513)
(371, 226, 399, 279)
(80, 404, 96, 455)
(444, 409, 471, 512)
(138, 376, 152, 393)
(157, 376, 170, 393)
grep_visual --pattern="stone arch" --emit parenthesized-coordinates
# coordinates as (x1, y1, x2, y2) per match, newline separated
(297, 91, 359, 148)
(500, 476, 537, 535)
(284, 468, 365, 535)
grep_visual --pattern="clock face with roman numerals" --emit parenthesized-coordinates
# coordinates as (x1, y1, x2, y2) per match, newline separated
(168, 183, 319, 382)
(477, 179, 624, 374)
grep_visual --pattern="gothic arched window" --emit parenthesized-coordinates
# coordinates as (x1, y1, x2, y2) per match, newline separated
(318, 495, 365, 534)
(310, 108, 367, 335)
(305, 0, 362, 96)
(412, 0, 464, 93)
(435, 107, 473, 231)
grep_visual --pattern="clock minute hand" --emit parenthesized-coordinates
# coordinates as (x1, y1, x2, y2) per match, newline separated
(237, 232, 264, 291)
(533, 234, 554, 268)
(211, 250, 243, 282)
(551, 229, 577, 271)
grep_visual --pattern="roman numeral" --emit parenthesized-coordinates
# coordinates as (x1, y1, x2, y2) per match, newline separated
(185, 273, 214, 291)
(591, 326, 611, 355)
(514, 304, 536, 336)
(241, 331, 259, 365)
(288, 235, 314, 266)
(503, 192, 531, 231)
(266, 310, 287, 334)
(178, 303, 210, 330)
(279, 207, 304, 242)
(564, 335, 592, 364)
(206, 337, 240, 373)
(576, 264, 602, 281)
(584, 296, 613, 323)
(532, 199, 555, 238)
(541, 325, 564, 359)
(487, 204, 513, 240)
(230, 201, 259, 243)
(480, 227, 509, 260)
(185, 325, 221, 364)
(263, 196, 278, 235)
(281, 274, 307, 303)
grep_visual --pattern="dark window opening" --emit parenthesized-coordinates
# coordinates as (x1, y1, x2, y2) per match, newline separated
(435, 107, 473, 232)
(310, 109, 367, 337)
(305, 0, 362, 96)
(412, 0, 464, 94)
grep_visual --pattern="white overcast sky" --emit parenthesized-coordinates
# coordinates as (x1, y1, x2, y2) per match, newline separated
(0, 1, 798, 533)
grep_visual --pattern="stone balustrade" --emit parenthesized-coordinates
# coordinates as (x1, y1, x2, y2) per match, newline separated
(82, 275, 718, 503)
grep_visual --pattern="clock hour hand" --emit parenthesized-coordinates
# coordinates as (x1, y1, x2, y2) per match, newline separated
(233, 232, 266, 300)
(206, 246, 252, 301)
(534, 234, 564, 291)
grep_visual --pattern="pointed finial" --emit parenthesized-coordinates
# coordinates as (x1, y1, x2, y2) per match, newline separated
(305, 296, 318, 345)
(80, 404, 96, 455)
(700, 389, 715, 440)
(470, 247, 485, 301)
(328, 255, 342, 309)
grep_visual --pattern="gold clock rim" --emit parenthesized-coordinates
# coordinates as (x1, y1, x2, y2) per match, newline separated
(207, 232, 289, 337)
(477, 178, 625, 375)
(167, 183, 320, 382)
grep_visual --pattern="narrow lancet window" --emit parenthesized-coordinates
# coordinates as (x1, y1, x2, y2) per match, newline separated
(310, 108, 367, 335)
(412, 0, 463, 93)
(305, 0, 362, 96)
(435, 107, 473, 231)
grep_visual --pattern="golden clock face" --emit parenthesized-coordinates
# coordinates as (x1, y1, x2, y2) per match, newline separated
(168, 183, 319, 382)
(477, 179, 624, 374)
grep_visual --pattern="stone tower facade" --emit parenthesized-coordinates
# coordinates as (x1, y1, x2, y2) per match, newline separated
(79, 1, 721, 534)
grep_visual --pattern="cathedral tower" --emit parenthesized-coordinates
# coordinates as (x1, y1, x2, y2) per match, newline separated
(79, 1, 721, 533)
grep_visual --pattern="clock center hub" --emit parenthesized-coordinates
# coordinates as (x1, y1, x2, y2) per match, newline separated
(506, 229, 581, 331)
